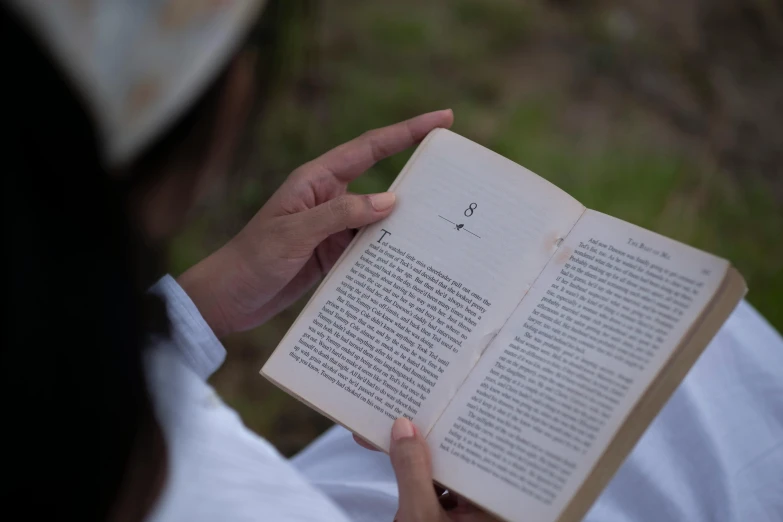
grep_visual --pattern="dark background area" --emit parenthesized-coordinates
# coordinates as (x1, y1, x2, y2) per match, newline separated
(168, 0, 783, 456)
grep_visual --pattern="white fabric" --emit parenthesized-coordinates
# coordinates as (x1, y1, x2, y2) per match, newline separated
(145, 275, 352, 522)
(145, 275, 783, 522)
(7, 0, 265, 166)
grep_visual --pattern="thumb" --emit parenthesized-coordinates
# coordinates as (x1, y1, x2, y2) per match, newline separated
(390, 418, 444, 522)
(296, 192, 396, 247)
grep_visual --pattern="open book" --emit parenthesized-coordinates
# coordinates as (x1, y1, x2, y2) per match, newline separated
(261, 129, 746, 522)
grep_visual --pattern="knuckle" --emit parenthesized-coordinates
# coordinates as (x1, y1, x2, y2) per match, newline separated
(359, 128, 376, 141)
(330, 196, 356, 223)
(292, 160, 322, 182)
(289, 164, 308, 180)
(362, 128, 390, 162)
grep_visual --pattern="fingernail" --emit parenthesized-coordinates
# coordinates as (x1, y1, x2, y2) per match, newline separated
(369, 192, 396, 211)
(392, 418, 415, 441)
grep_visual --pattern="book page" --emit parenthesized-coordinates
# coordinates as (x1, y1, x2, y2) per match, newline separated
(262, 129, 585, 449)
(427, 209, 729, 522)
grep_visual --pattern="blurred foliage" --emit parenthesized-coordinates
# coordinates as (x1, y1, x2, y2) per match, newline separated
(169, 0, 783, 456)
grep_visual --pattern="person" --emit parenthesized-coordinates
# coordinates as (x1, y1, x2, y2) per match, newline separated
(2, 1, 781, 522)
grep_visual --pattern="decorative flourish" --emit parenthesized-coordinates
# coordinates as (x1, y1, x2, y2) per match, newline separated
(438, 215, 480, 238)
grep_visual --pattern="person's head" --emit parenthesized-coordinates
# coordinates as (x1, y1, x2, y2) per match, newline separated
(1, 1, 284, 519)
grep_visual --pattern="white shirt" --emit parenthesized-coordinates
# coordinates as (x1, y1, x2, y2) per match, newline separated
(144, 275, 783, 522)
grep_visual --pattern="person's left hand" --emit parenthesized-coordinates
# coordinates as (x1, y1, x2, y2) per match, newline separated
(388, 418, 501, 521)
(178, 110, 454, 337)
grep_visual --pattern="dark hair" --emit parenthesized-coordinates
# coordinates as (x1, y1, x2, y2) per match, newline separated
(0, 2, 285, 520)
(1, 5, 170, 519)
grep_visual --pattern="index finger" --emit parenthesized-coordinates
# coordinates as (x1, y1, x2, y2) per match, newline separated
(311, 109, 454, 183)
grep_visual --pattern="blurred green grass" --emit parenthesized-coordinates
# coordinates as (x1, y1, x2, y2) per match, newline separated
(170, 0, 782, 455)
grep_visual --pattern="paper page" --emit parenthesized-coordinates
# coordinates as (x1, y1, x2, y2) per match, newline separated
(262, 129, 585, 449)
(428, 209, 729, 522)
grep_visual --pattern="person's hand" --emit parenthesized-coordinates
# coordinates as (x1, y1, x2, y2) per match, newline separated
(389, 418, 500, 521)
(178, 110, 454, 337)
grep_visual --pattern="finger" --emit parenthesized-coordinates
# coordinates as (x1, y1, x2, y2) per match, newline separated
(390, 418, 443, 522)
(294, 192, 396, 247)
(353, 434, 381, 451)
(311, 109, 454, 183)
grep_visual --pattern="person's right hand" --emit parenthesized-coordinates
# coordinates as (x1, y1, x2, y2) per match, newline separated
(177, 110, 453, 338)
(389, 418, 501, 522)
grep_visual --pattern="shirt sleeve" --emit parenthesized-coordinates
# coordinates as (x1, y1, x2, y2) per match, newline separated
(149, 274, 226, 381)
